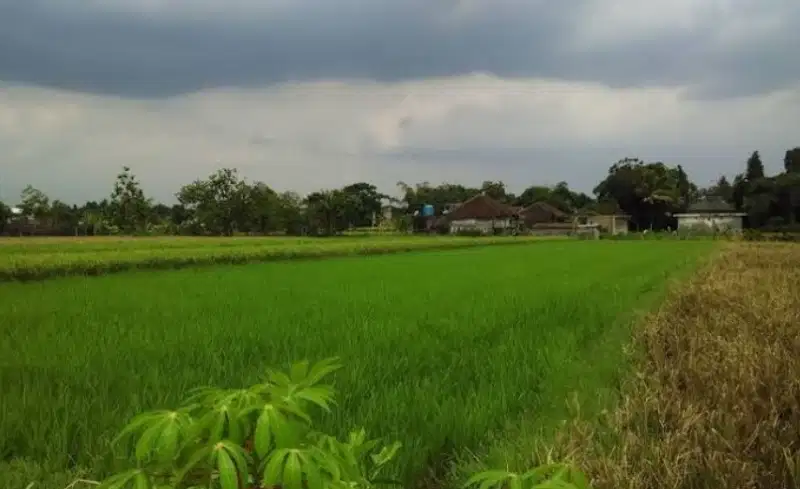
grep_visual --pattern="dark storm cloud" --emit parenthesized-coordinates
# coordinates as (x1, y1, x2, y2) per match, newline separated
(0, 0, 797, 98)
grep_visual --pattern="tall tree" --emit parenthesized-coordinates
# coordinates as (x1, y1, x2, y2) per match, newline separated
(108, 166, 151, 233)
(593, 157, 687, 230)
(731, 174, 747, 210)
(246, 182, 280, 234)
(707, 175, 734, 203)
(0, 201, 10, 234)
(341, 182, 386, 227)
(18, 185, 51, 222)
(276, 191, 306, 235)
(305, 189, 351, 235)
(177, 168, 249, 236)
(480, 181, 507, 202)
(745, 151, 765, 182)
(784, 147, 800, 174)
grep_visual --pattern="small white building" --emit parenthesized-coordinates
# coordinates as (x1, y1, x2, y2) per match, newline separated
(675, 198, 746, 232)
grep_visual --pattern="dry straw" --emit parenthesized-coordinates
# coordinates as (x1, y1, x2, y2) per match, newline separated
(554, 243, 800, 489)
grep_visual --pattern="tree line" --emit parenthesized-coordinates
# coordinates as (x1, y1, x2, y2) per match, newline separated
(1, 147, 799, 236)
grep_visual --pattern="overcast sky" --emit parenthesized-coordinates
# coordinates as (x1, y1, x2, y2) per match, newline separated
(1, 0, 798, 204)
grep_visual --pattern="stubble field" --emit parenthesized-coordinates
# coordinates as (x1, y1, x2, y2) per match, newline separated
(0, 239, 715, 489)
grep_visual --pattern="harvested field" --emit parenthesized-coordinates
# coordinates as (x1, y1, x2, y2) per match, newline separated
(0, 240, 713, 489)
(541, 243, 800, 489)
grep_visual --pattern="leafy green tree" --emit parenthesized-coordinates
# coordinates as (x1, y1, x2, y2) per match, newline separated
(479, 181, 508, 202)
(515, 185, 553, 208)
(18, 185, 51, 222)
(49, 200, 81, 235)
(396, 181, 479, 215)
(731, 174, 747, 211)
(276, 191, 307, 235)
(705, 175, 734, 203)
(341, 183, 386, 228)
(593, 157, 689, 230)
(177, 168, 250, 236)
(246, 182, 280, 234)
(305, 190, 352, 235)
(108, 166, 152, 234)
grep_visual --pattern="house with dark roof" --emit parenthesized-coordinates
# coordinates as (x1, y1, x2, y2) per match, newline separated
(518, 201, 569, 228)
(675, 197, 746, 232)
(441, 193, 519, 234)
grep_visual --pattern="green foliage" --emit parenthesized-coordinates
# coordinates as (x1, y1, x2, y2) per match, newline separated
(91, 358, 586, 489)
(18, 185, 51, 221)
(1, 242, 712, 489)
(98, 358, 405, 489)
(108, 166, 152, 234)
(745, 151, 765, 182)
(785, 147, 800, 174)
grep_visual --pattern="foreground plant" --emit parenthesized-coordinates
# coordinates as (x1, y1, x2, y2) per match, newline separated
(80, 358, 589, 489)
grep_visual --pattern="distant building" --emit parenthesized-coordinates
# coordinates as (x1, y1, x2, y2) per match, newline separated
(585, 214, 630, 235)
(675, 198, 746, 232)
(441, 194, 519, 234)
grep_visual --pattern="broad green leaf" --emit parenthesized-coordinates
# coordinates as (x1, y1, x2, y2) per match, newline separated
(98, 469, 150, 489)
(112, 412, 161, 446)
(283, 451, 303, 489)
(304, 358, 342, 386)
(262, 449, 291, 487)
(290, 360, 310, 383)
(523, 464, 567, 483)
(214, 446, 240, 489)
(267, 369, 293, 387)
(135, 419, 165, 462)
(302, 451, 325, 489)
(294, 386, 336, 411)
(254, 406, 275, 457)
(173, 444, 213, 486)
(278, 400, 313, 424)
(464, 470, 513, 489)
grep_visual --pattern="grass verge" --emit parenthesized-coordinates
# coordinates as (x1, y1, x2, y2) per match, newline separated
(550, 242, 800, 488)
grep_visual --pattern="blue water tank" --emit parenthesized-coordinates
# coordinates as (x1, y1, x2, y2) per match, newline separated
(421, 204, 434, 217)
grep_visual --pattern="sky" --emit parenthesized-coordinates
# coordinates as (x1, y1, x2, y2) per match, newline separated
(1, 0, 798, 204)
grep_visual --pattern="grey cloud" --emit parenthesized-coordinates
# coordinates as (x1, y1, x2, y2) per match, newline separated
(0, 0, 798, 98)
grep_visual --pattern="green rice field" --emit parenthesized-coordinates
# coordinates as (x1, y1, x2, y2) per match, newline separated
(0, 235, 552, 281)
(0, 239, 715, 488)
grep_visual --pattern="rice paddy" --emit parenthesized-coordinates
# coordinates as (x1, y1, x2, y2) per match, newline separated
(0, 239, 715, 489)
(0, 235, 551, 281)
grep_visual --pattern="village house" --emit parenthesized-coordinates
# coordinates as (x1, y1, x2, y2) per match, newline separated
(518, 201, 569, 227)
(675, 197, 746, 232)
(440, 193, 519, 234)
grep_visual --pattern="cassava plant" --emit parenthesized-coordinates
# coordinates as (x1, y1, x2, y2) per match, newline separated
(97, 358, 401, 489)
(86, 357, 589, 489)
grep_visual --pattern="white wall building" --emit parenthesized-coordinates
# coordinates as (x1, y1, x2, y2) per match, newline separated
(675, 198, 746, 232)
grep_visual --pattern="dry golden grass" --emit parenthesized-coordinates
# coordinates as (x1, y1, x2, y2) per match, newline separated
(551, 242, 800, 489)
